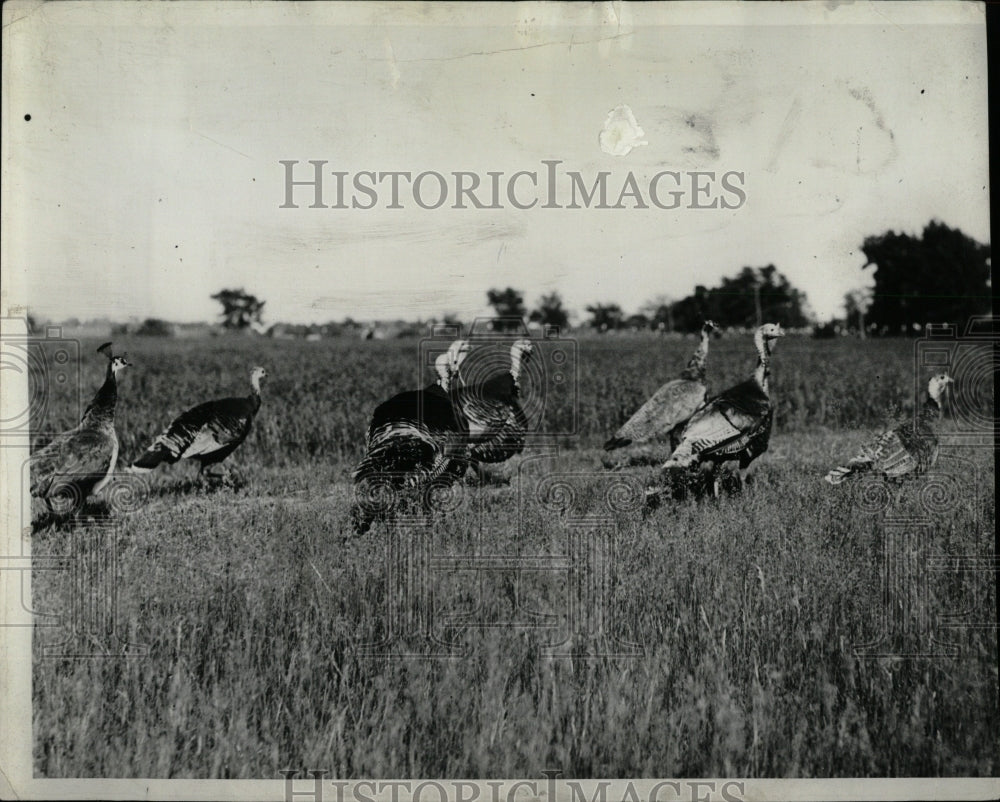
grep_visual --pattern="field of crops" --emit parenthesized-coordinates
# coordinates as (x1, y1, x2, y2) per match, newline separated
(29, 333, 997, 778)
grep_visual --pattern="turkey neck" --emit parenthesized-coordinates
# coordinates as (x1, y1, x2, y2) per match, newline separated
(680, 328, 711, 380)
(753, 330, 772, 394)
(919, 388, 944, 428)
(509, 350, 525, 394)
(83, 362, 118, 424)
(249, 375, 264, 412)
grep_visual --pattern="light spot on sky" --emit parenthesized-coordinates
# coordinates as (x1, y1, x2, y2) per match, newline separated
(600, 105, 648, 157)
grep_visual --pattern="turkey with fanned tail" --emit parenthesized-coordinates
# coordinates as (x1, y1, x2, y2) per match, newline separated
(646, 323, 784, 504)
(31, 342, 131, 515)
(130, 366, 267, 481)
(824, 373, 952, 485)
(350, 340, 470, 533)
(604, 320, 717, 458)
(454, 337, 534, 481)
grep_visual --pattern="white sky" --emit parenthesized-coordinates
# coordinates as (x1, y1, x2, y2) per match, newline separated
(2, 1, 989, 324)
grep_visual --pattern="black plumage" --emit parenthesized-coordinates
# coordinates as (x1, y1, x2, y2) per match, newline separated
(130, 366, 266, 477)
(350, 341, 470, 533)
(455, 338, 533, 469)
(30, 342, 131, 514)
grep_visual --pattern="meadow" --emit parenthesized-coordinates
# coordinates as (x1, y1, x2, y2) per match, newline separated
(28, 333, 997, 778)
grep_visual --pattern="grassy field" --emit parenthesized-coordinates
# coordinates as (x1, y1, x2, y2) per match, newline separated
(28, 334, 997, 778)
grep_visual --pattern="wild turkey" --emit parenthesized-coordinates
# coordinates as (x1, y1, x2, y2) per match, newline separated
(130, 366, 267, 479)
(30, 342, 131, 514)
(350, 340, 470, 533)
(604, 320, 717, 454)
(455, 338, 534, 475)
(824, 373, 953, 485)
(648, 323, 785, 501)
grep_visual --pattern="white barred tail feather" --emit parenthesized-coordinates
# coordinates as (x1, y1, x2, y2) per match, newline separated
(131, 367, 266, 476)
(823, 373, 952, 487)
(824, 464, 858, 485)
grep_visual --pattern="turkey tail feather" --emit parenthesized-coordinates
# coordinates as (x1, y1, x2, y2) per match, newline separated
(824, 459, 869, 485)
(661, 438, 697, 469)
(131, 443, 175, 471)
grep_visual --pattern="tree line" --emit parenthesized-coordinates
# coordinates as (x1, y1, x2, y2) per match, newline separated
(487, 263, 812, 334)
(121, 220, 983, 338)
(488, 220, 990, 335)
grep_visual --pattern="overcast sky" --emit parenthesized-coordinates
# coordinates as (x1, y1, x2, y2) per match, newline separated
(2, 1, 989, 325)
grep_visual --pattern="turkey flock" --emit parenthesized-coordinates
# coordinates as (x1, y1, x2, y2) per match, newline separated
(30, 343, 267, 516)
(29, 326, 955, 530)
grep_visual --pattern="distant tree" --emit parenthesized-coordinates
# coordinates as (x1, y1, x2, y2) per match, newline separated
(585, 303, 624, 332)
(642, 295, 675, 332)
(665, 267, 810, 330)
(706, 265, 811, 329)
(812, 322, 839, 339)
(670, 285, 712, 331)
(529, 291, 570, 331)
(340, 316, 362, 334)
(211, 288, 265, 330)
(756, 264, 811, 328)
(709, 269, 759, 327)
(26, 314, 40, 335)
(861, 221, 991, 333)
(843, 289, 873, 338)
(486, 287, 527, 331)
(135, 318, 174, 337)
(624, 313, 650, 331)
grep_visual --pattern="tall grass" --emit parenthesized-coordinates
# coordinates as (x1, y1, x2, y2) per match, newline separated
(29, 335, 997, 778)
